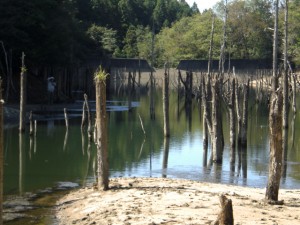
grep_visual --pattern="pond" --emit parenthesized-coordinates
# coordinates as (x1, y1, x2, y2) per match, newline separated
(3, 87, 300, 224)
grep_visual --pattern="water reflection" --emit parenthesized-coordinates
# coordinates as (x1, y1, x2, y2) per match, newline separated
(3, 90, 300, 198)
(18, 133, 24, 195)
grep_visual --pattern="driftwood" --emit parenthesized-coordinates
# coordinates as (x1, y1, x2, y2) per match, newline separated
(213, 195, 234, 225)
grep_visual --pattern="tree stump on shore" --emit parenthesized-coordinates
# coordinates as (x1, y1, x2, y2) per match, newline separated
(213, 195, 234, 225)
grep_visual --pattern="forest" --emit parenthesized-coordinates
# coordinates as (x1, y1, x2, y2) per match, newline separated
(0, 0, 300, 72)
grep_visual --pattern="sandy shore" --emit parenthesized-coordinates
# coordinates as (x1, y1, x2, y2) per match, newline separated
(56, 177, 300, 225)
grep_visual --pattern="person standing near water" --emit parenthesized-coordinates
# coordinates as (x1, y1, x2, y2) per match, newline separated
(47, 77, 56, 104)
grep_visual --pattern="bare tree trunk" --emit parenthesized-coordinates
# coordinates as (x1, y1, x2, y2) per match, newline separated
(208, 13, 215, 76)
(266, 0, 283, 203)
(95, 75, 109, 191)
(291, 73, 297, 114)
(202, 76, 211, 158)
(282, 0, 289, 129)
(241, 79, 250, 147)
(0, 79, 3, 225)
(150, 21, 155, 120)
(282, 0, 289, 183)
(81, 100, 87, 130)
(64, 108, 69, 130)
(272, 0, 279, 92)
(229, 79, 236, 166)
(29, 111, 33, 136)
(162, 137, 170, 178)
(19, 52, 27, 133)
(150, 71, 155, 120)
(163, 63, 170, 137)
(178, 71, 193, 103)
(266, 91, 283, 203)
(211, 78, 223, 163)
(128, 72, 132, 111)
(84, 94, 92, 140)
(202, 77, 209, 165)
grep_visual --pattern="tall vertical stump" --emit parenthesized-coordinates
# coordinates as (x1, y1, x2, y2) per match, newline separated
(95, 67, 109, 191)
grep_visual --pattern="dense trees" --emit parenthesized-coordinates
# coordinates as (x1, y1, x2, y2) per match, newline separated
(1, 0, 300, 73)
(0, 0, 196, 69)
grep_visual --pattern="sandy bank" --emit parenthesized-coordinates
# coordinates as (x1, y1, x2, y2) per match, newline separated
(56, 177, 300, 225)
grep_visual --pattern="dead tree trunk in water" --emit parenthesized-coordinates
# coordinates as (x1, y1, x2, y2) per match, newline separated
(150, 71, 155, 120)
(265, 0, 283, 203)
(235, 79, 250, 149)
(203, 75, 224, 163)
(0, 79, 3, 225)
(179, 70, 193, 103)
(211, 78, 224, 163)
(266, 90, 283, 203)
(95, 68, 109, 191)
(282, 0, 289, 179)
(241, 79, 250, 147)
(202, 76, 211, 164)
(128, 72, 132, 111)
(228, 79, 236, 167)
(163, 63, 170, 137)
(19, 52, 27, 133)
(282, 0, 289, 129)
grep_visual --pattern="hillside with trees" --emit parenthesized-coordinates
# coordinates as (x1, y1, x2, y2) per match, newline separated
(0, 0, 300, 74)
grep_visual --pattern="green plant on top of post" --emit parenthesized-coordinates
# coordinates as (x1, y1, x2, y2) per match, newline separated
(94, 65, 109, 191)
(94, 66, 109, 82)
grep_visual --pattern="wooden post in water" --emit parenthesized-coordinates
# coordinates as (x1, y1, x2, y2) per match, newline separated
(19, 52, 27, 133)
(84, 94, 92, 140)
(81, 100, 87, 130)
(64, 108, 69, 130)
(0, 78, 4, 225)
(229, 78, 236, 168)
(95, 67, 109, 191)
(34, 120, 37, 137)
(163, 62, 170, 137)
(128, 72, 132, 111)
(29, 111, 33, 136)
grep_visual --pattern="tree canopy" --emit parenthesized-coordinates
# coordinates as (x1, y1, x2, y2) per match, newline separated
(0, 0, 300, 70)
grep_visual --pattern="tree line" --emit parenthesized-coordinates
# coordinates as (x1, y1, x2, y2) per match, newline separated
(1, 0, 300, 71)
(0, 0, 196, 69)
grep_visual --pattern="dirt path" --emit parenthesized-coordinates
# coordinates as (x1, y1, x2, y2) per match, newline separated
(56, 177, 300, 225)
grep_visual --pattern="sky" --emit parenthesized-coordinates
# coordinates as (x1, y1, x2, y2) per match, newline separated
(186, 0, 220, 12)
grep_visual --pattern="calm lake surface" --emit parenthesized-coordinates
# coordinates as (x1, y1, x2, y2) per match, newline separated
(3, 88, 300, 199)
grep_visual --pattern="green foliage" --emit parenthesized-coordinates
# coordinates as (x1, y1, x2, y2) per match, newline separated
(156, 10, 223, 67)
(226, 0, 273, 59)
(2, 0, 300, 70)
(94, 66, 109, 82)
(0, 0, 197, 70)
(287, 0, 300, 66)
(87, 24, 118, 55)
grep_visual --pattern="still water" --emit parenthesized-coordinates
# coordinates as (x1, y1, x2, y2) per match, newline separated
(4, 88, 300, 199)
